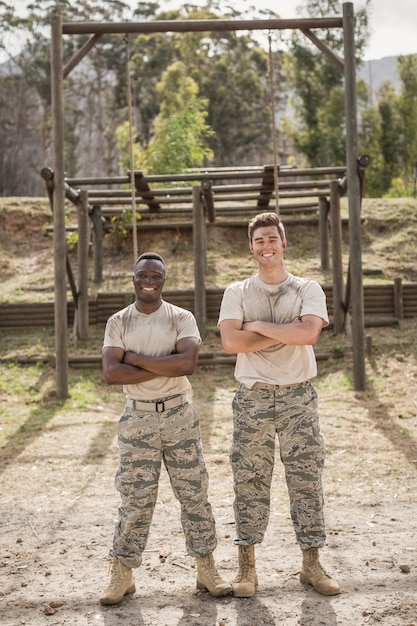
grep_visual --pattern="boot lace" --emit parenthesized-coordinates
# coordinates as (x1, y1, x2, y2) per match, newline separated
(237, 548, 255, 582)
(107, 557, 126, 590)
(308, 560, 331, 581)
(201, 557, 224, 587)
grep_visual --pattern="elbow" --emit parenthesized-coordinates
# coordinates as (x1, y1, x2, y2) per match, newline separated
(102, 366, 118, 385)
(178, 355, 199, 375)
(221, 338, 236, 355)
(182, 363, 197, 375)
(221, 336, 236, 354)
(308, 329, 322, 345)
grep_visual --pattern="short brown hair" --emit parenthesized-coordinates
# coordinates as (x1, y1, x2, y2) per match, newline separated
(248, 212, 286, 242)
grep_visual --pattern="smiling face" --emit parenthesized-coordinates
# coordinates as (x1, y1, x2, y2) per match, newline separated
(249, 224, 286, 269)
(132, 258, 166, 312)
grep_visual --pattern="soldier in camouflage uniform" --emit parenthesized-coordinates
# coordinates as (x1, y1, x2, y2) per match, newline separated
(100, 252, 231, 605)
(218, 212, 340, 598)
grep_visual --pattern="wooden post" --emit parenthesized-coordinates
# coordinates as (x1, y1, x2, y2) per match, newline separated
(77, 189, 89, 339)
(394, 277, 403, 320)
(193, 186, 206, 338)
(201, 179, 215, 223)
(91, 204, 103, 283)
(330, 180, 345, 334)
(319, 197, 329, 270)
(51, 10, 68, 399)
(343, 2, 366, 390)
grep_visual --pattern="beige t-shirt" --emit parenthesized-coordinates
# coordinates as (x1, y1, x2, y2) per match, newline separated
(218, 273, 329, 387)
(103, 300, 201, 400)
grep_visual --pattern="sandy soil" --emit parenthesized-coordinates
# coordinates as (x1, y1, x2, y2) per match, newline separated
(1, 347, 417, 626)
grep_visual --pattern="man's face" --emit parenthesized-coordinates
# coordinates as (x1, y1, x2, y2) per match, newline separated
(132, 259, 166, 304)
(249, 225, 286, 267)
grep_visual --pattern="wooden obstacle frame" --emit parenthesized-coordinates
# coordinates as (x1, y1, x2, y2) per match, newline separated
(49, 3, 365, 397)
(42, 162, 355, 335)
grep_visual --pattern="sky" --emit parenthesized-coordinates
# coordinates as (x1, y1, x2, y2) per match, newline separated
(268, 0, 417, 61)
(2, 0, 417, 63)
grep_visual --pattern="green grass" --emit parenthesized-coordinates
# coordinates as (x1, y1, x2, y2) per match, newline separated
(0, 360, 111, 455)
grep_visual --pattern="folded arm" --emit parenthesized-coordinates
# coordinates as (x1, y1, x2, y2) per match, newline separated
(102, 336, 199, 385)
(219, 315, 324, 355)
(242, 314, 324, 346)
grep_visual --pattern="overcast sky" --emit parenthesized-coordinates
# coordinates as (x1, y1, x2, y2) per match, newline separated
(253, 0, 417, 61)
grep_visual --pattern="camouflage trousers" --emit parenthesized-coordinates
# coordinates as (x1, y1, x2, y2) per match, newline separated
(230, 381, 326, 549)
(110, 400, 217, 568)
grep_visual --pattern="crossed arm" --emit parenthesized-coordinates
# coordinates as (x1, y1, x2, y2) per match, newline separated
(102, 336, 199, 385)
(219, 314, 325, 355)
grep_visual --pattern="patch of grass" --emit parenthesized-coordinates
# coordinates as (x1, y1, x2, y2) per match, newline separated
(0, 361, 112, 457)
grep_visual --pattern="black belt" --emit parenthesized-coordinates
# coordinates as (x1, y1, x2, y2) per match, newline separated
(125, 394, 188, 413)
(252, 381, 307, 390)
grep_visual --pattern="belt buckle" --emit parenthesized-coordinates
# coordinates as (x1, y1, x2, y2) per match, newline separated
(156, 401, 165, 413)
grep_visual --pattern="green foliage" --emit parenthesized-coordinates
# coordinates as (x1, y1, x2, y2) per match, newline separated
(384, 177, 414, 198)
(359, 55, 417, 197)
(66, 230, 78, 251)
(286, 0, 371, 167)
(127, 3, 276, 166)
(116, 120, 148, 172)
(147, 107, 214, 174)
(146, 61, 214, 174)
(108, 209, 139, 238)
(397, 55, 417, 183)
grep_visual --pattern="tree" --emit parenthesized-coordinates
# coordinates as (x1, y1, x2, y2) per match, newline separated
(117, 61, 214, 175)
(127, 3, 281, 167)
(147, 62, 214, 174)
(0, 72, 45, 195)
(285, 0, 371, 167)
(359, 56, 417, 197)
(397, 55, 417, 188)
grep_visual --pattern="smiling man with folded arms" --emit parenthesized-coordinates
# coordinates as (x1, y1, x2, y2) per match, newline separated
(218, 212, 340, 598)
(100, 252, 231, 605)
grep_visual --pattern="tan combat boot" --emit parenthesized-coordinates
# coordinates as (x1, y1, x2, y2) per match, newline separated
(100, 556, 136, 605)
(196, 553, 232, 597)
(300, 547, 340, 596)
(232, 544, 258, 598)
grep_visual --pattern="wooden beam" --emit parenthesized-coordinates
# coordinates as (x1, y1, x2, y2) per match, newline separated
(62, 17, 343, 36)
(63, 33, 103, 78)
(193, 187, 206, 337)
(343, 2, 366, 390)
(51, 10, 69, 399)
(301, 29, 344, 72)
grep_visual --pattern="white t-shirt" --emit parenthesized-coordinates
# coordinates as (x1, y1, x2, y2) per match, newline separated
(103, 300, 201, 400)
(218, 273, 329, 387)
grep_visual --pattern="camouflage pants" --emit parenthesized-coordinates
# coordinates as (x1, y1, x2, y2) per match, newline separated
(110, 401, 217, 568)
(230, 381, 326, 549)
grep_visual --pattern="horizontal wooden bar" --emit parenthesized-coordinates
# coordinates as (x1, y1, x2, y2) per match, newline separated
(2, 282, 417, 328)
(66, 166, 346, 187)
(62, 17, 343, 36)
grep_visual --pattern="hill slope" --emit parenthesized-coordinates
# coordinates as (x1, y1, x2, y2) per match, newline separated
(1, 196, 417, 304)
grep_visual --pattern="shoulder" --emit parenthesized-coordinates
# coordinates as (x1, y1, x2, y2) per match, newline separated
(107, 302, 136, 323)
(162, 300, 196, 321)
(288, 274, 325, 294)
(224, 277, 253, 294)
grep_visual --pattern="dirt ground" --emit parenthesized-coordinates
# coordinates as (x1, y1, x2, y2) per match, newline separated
(1, 198, 417, 625)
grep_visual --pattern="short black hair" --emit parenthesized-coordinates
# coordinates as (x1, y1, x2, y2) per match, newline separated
(135, 252, 166, 267)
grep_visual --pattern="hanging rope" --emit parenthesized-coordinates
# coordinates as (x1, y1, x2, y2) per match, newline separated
(125, 34, 138, 261)
(268, 33, 280, 216)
